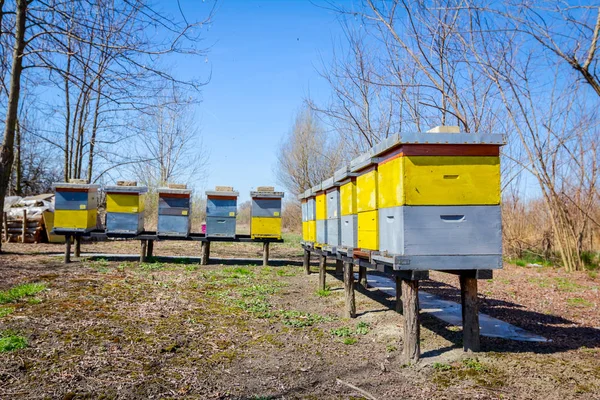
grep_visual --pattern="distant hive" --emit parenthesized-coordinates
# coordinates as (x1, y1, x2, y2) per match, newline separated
(250, 188, 284, 239)
(157, 185, 192, 237)
(53, 182, 100, 233)
(105, 183, 148, 236)
(205, 187, 239, 238)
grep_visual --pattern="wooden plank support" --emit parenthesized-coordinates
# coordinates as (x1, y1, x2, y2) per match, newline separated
(263, 242, 269, 266)
(64, 234, 71, 264)
(343, 261, 356, 318)
(147, 240, 154, 258)
(319, 254, 326, 291)
(303, 249, 311, 275)
(460, 271, 481, 353)
(358, 265, 367, 288)
(402, 279, 420, 363)
(139, 239, 147, 262)
(21, 210, 27, 243)
(201, 241, 210, 265)
(395, 276, 402, 313)
(335, 259, 343, 276)
(74, 236, 81, 257)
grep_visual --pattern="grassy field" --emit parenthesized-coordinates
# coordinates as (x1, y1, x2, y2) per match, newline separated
(0, 239, 598, 399)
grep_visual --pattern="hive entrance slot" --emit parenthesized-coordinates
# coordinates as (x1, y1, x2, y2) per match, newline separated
(440, 215, 465, 222)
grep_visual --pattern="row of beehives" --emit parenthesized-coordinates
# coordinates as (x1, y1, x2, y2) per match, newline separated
(299, 129, 506, 270)
(51, 182, 284, 239)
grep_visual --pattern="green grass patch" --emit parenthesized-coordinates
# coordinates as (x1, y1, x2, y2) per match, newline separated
(567, 297, 593, 308)
(316, 287, 331, 297)
(276, 267, 297, 277)
(0, 282, 46, 304)
(527, 277, 549, 288)
(463, 358, 486, 372)
(586, 270, 598, 280)
(508, 251, 554, 268)
(330, 326, 353, 337)
(330, 322, 369, 341)
(0, 306, 14, 317)
(239, 284, 279, 297)
(0, 331, 27, 352)
(554, 277, 582, 292)
(86, 258, 110, 273)
(139, 261, 166, 271)
(280, 310, 332, 328)
(281, 232, 302, 246)
(342, 337, 357, 345)
(432, 362, 453, 371)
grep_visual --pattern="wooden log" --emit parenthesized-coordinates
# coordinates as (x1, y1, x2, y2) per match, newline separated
(460, 272, 481, 353)
(21, 210, 27, 243)
(395, 276, 403, 313)
(318, 254, 326, 291)
(262, 242, 269, 267)
(140, 239, 147, 263)
(343, 261, 356, 318)
(74, 236, 81, 257)
(64, 234, 71, 264)
(402, 279, 420, 363)
(3, 212, 7, 242)
(358, 265, 367, 288)
(335, 259, 343, 276)
(303, 249, 311, 275)
(201, 241, 210, 265)
(147, 240, 154, 258)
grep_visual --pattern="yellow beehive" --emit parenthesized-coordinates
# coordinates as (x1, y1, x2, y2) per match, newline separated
(357, 210, 378, 250)
(356, 167, 378, 212)
(307, 220, 316, 242)
(106, 192, 146, 213)
(54, 209, 98, 231)
(315, 192, 327, 220)
(377, 155, 500, 207)
(52, 183, 99, 232)
(350, 150, 380, 251)
(251, 217, 282, 239)
(340, 180, 357, 216)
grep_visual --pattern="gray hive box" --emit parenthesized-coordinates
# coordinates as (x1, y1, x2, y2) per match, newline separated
(322, 177, 341, 247)
(105, 185, 148, 236)
(206, 188, 239, 238)
(157, 187, 192, 237)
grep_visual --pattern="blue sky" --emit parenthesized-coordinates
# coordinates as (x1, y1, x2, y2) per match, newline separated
(167, 1, 346, 202)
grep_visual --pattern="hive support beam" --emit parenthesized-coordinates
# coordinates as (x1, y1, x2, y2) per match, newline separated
(201, 241, 210, 265)
(139, 240, 147, 263)
(146, 240, 154, 259)
(319, 254, 326, 291)
(74, 235, 81, 257)
(402, 279, 420, 364)
(358, 265, 367, 288)
(263, 242, 270, 266)
(343, 261, 356, 318)
(335, 259, 343, 276)
(395, 276, 403, 313)
(303, 249, 311, 275)
(21, 210, 27, 243)
(460, 271, 480, 353)
(64, 235, 71, 264)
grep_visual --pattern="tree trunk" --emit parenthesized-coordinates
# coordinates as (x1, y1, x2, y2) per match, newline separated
(14, 119, 21, 195)
(87, 79, 102, 183)
(0, 0, 28, 253)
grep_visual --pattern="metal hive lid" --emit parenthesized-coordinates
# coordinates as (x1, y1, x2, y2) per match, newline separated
(310, 183, 322, 194)
(371, 132, 506, 157)
(349, 148, 378, 172)
(333, 166, 357, 182)
(104, 186, 148, 194)
(206, 190, 239, 197)
(251, 191, 284, 198)
(304, 189, 314, 198)
(53, 182, 100, 190)
(321, 177, 339, 190)
(158, 187, 192, 195)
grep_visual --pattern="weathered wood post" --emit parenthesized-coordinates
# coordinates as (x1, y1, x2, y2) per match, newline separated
(3, 212, 8, 242)
(319, 254, 326, 291)
(64, 234, 71, 264)
(74, 235, 81, 257)
(147, 240, 154, 258)
(21, 209, 27, 243)
(358, 265, 367, 288)
(395, 276, 403, 313)
(343, 261, 356, 318)
(303, 249, 311, 275)
(139, 239, 147, 263)
(460, 271, 480, 352)
(402, 279, 420, 363)
(262, 242, 269, 266)
(201, 241, 210, 265)
(335, 259, 343, 276)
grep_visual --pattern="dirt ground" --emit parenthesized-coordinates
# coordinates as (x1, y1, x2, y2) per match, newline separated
(0, 239, 599, 399)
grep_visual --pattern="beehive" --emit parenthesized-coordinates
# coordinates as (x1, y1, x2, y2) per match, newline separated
(322, 177, 341, 247)
(105, 183, 147, 235)
(157, 186, 192, 237)
(302, 189, 316, 243)
(313, 183, 328, 246)
(206, 187, 239, 238)
(372, 131, 505, 269)
(53, 182, 99, 232)
(350, 150, 380, 251)
(334, 166, 358, 248)
(250, 188, 284, 239)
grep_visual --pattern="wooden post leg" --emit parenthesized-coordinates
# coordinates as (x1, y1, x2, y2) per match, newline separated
(335, 259, 343, 276)
(262, 242, 269, 267)
(3, 212, 8, 242)
(140, 240, 147, 263)
(21, 209, 27, 243)
(201, 241, 210, 265)
(395, 276, 403, 313)
(74, 236, 81, 257)
(343, 261, 356, 318)
(64, 234, 72, 264)
(402, 279, 420, 364)
(318, 255, 326, 291)
(460, 272, 480, 353)
(359, 265, 367, 288)
(303, 249, 311, 275)
(147, 240, 154, 259)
